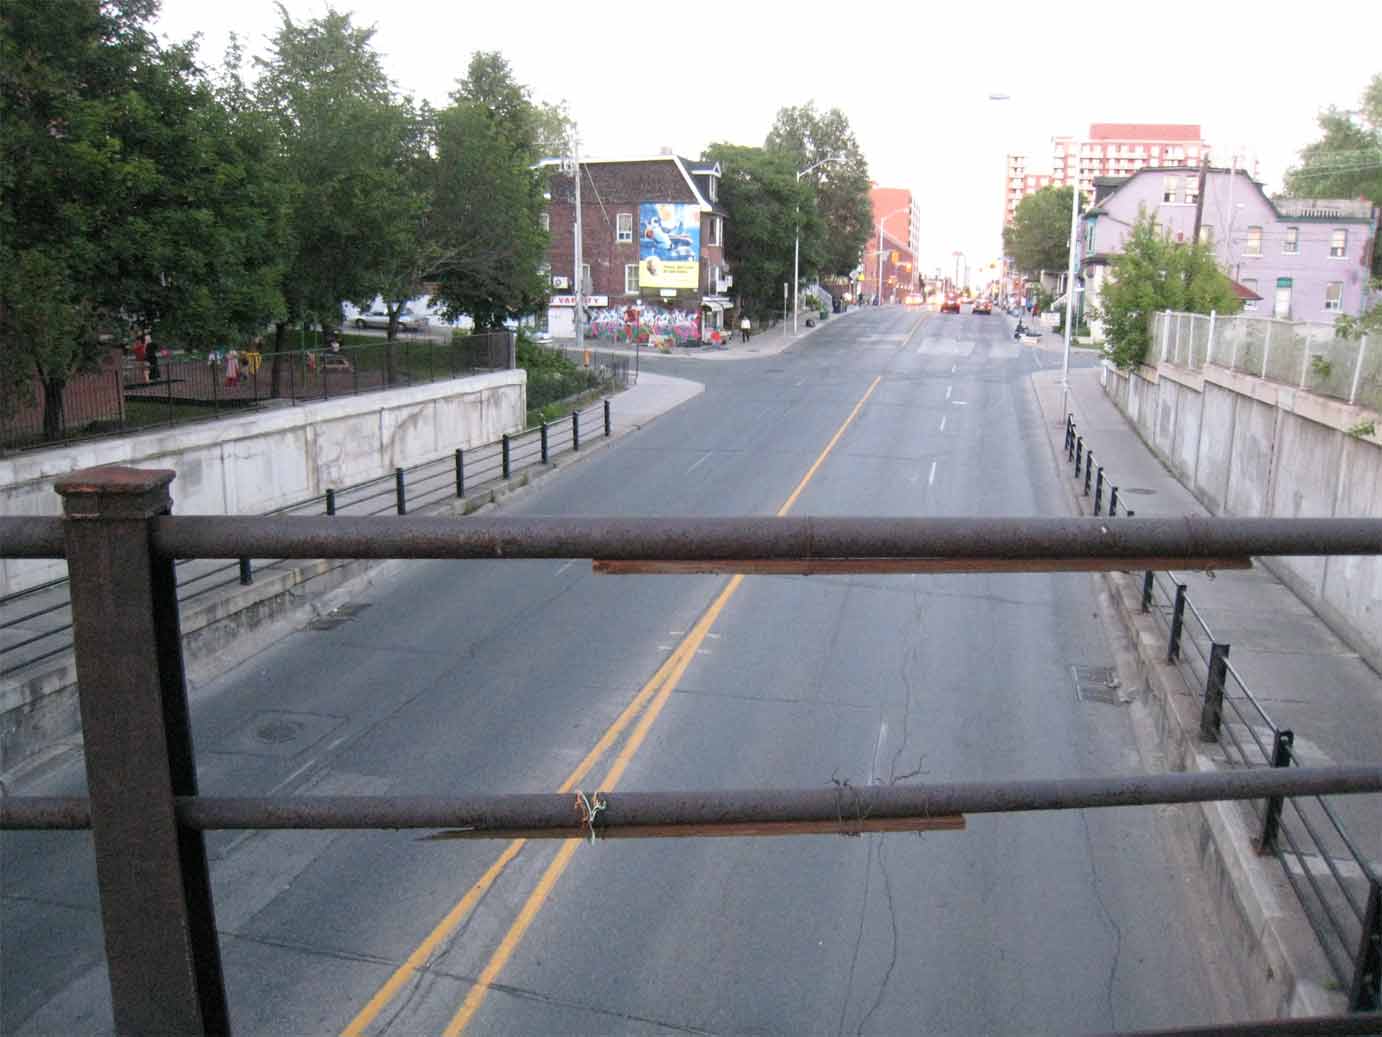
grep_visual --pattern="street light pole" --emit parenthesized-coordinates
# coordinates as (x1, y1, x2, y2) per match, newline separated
(1060, 170, 1080, 419)
(794, 154, 846, 334)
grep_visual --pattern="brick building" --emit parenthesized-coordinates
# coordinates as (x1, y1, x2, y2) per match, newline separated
(540, 154, 731, 344)
(861, 186, 920, 304)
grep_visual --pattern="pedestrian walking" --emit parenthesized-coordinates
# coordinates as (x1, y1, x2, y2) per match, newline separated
(146, 334, 160, 382)
(740, 315, 751, 343)
(224, 348, 240, 387)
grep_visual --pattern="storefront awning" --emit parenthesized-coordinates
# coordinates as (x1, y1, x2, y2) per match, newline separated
(701, 299, 727, 313)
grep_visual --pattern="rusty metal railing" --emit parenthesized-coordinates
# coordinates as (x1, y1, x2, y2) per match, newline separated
(1, 466, 1380, 1034)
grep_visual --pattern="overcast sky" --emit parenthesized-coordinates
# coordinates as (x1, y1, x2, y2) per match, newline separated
(155, 0, 1380, 280)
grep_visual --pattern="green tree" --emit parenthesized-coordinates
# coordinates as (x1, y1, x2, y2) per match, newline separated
(254, 5, 421, 388)
(1094, 213, 1241, 369)
(765, 102, 873, 279)
(1003, 186, 1081, 277)
(428, 52, 550, 329)
(0, 0, 285, 438)
(702, 143, 820, 321)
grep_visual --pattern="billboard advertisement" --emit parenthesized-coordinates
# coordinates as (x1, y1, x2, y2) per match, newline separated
(639, 203, 701, 291)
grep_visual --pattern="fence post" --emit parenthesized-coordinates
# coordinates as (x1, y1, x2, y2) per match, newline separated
(1206, 309, 1216, 367)
(1350, 335, 1369, 406)
(509, 330, 517, 370)
(1084, 452, 1094, 496)
(1067, 423, 1076, 462)
(166, 363, 175, 425)
(1162, 308, 1172, 363)
(1349, 876, 1382, 1011)
(238, 557, 253, 586)
(572, 409, 580, 451)
(1109, 486, 1120, 516)
(1075, 436, 1084, 477)
(1229, 316, 1241, 372)
(604, 398, 612, 437)
(1257, 729, 1294, 855)
(395, 467, 406, 515)
(325, 489, 336, 516)
(1262, 319, 1273, 379)
(1299, 332, 1313, 388)
(1167, 582, 1188, 661)
(53, 467, 229, 1034)
(1094, 467, 1104, 514)
(1141, 571, 1155, 612)
(502, 433, 511, 479)
(1199, 642, 1231, 741)
(455, 448, 465, 498)
(540, 421, 549, 464)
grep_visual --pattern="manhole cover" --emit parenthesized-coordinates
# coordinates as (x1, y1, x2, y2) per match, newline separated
(256, 719, 302, 744)
(1071, 665, 1122, 704)
(1120, 487, 1156, 496)
(221, 710, 344, 758)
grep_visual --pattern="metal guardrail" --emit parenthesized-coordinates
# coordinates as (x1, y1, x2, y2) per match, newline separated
(1, 483, 1382, 1033)
(0, 398, 615, 679)
(1064, 411, 1382, 1012)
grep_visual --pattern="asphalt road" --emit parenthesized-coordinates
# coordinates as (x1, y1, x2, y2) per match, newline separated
(3, 307, 1239, 1035)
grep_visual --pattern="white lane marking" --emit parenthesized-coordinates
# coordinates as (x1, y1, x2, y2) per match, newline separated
(950, 363, 957, 374)
(928, 461, 937, 486)
(554, 560, 576, 577)
(686, 452, 711, 473)
(945, 385, 952, 400)
(939, 416, 947, 432)
(951, 401, 968, 406)
(870, 721, 888, 785)
(657, 645, 675, 652)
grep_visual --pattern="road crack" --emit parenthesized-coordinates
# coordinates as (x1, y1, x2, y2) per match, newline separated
(854, 836, 900, 1036)
(1079, 808, 1124, 1031)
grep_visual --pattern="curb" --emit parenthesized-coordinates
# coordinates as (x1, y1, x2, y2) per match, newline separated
(1028, 371, 1346, 1019)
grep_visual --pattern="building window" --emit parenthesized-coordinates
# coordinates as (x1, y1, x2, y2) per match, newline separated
(616, 212, 633, 243)
(538, 211, 550, 232)
(624, 264, 639, 294)
(708, 216, 722, 247)
(1282, 227, 1299, 254)
(1324, 282, 1343, 311)
(1242, 278, 1258, 310)
(1163, 176, 1178, 203)
(1330, 229, 1347, 257)
(1245, 227, 1263, 256)
(1274, 278, 1293, 319)
(1183, 177, 1199, 205)
(707, 175, 718, 202)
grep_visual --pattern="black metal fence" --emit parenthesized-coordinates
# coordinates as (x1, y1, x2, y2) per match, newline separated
(1, 495, 1381, 1035)
(1, 331, 515, 452)
(0, 398, 613, 681)
(1064, 412, 1382, 1011)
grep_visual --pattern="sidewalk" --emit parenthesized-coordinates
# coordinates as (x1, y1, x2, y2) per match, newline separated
(1031, 361, 1382, 1014)
(550, 304, 867, 362)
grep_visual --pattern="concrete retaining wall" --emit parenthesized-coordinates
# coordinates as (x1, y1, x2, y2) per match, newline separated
(0, 370, 526, 596)
(1103, 361, 1382, 671)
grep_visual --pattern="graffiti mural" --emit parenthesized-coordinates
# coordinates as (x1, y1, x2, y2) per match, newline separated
(585, 302, 701, 344)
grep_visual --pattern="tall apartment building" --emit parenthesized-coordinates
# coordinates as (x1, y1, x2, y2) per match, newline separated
(862, 186, 921, 303)
(1005, 124, 1217, 225)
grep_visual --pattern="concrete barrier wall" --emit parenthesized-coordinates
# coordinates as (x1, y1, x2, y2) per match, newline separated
(0, 370, 526, 595)
(1103, 361, 1382, 671)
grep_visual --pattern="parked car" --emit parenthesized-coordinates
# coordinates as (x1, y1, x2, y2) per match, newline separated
(939, 293, 961, 314)
(971, 298, 992, 315)
(352, 307, 428, 331)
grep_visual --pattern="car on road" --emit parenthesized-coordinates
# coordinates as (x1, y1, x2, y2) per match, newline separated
(939, 292, 961, 314)
(352, 306, 429, 331)
(971, 298, 992, 315)
(904, 293, 923, 306)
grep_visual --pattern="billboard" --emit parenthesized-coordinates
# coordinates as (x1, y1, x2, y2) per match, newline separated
(639, 203, 700, 291)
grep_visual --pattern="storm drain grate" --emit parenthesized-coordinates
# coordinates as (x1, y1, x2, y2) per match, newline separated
(1119, 487, 1156, 496)
(307, 602, 372, 630)
(1071, 665, 1122, 704)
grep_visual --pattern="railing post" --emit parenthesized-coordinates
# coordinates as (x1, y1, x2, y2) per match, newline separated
(1141, 571, 1155, 612)
(1084, 451, 1094, 496)
(455, 448, 465, 498)
(395, 467, 406, 515)
(1199, 642, 1231, 741)
(1206, 309, 1216, 367)
(53, 467, 229, 1034)
(604, 398, 612, 437)
(572, 409, 580, 451)
(238, 557, 253, 586)
(1109, 486, 1120, 516)
(502, 433, 511, 479)
(1162, 308, 1172, 362)
(1094, 467, 1104, 514)
(1075, 436, 1084, 477)
(1067, 423, 1077, 462)
(1262, 319, 1273, 379)
(1257, 729, 1294, 855)
(325, 488, 336, 516)
(540, 421, 549, 464)
(1168, 582, 1188, 661)
(1349, 875, 1382, 1012)
(1350, 335, 1369, 406)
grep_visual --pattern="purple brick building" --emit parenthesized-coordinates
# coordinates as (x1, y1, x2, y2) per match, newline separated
(1082, 167, 1377, 330)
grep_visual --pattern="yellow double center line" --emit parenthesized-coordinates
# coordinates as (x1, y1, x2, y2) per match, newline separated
(343, 374, 883, 1037)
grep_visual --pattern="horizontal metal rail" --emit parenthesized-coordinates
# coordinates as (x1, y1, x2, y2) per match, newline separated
(1098, 1010, 1382, 1035)
(6, 765, 1381, 836)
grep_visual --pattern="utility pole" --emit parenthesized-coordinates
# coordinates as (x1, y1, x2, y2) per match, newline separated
(1191, 154, 1209, 247)
(573, 134, 584, 352)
